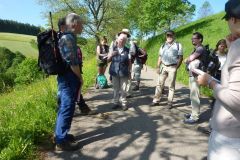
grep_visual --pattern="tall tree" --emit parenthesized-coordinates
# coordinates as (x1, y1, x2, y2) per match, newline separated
(37, 0, 129, 43)
(197, 1, 214, 19)
(126, 0, 195, 36)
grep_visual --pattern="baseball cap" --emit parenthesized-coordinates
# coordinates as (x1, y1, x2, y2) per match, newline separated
(165, 30, 175, 36)
(118, 28, 131, 38)
(222, 0, 240, 20)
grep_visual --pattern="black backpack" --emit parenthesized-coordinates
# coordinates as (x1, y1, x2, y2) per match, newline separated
(198, 45, 220, 76)
(131, 44, 148, 64)
(37, 12, 68, 75)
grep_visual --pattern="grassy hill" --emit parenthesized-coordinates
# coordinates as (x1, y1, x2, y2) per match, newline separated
(0, 32, 37, 58)
(145, 12, 228, 95)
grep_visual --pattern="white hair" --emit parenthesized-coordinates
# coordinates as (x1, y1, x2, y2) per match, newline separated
(65, 13, 82, 32)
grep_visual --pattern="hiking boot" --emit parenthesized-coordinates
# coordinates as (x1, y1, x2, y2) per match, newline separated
(55, 140, 79, 151)
(79, 105, 97, 115)
(53, 134, 76, 144)
(80, 109, 97, 115)
(66, 134, 76, 142)
(112, 104, 121, 110)
(166, 102, 173, 109)
(183, 117, 199, 125)
(126, 95, 132, 98)
(150, 102, 159, 106)
(184, 113, 191, 119)
(122, 105, 128, 111)
(132, 85, 139, 91)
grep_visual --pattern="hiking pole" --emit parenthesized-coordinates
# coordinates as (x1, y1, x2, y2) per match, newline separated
(49, 12, 57, 61)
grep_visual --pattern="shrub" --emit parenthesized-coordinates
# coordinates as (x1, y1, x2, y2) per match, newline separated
(14, 58, 43, 85)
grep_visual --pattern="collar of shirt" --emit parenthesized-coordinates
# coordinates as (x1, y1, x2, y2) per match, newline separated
(118, 47, 124, 53)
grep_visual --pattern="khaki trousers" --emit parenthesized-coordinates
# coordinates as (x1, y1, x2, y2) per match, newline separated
(153, 64, 177, 104)
(189, 76, 200, 120)
(112, 76, 128, 106)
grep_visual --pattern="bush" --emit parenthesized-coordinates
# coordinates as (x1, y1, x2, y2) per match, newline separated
(14, 59, 43, 85)
(0, 47, 16, 73)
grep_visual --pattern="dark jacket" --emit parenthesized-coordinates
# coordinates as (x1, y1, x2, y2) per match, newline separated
(109, 47, 130, 77)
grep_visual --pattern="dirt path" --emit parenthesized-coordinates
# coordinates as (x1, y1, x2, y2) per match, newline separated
(46, 66, 211, 160)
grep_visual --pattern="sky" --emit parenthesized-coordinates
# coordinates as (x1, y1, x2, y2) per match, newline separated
(0, 0, 228, 27)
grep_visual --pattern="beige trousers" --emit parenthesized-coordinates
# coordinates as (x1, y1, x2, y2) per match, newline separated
(112, 76, 128, 106)
(189, 76, 200, 120)
(153, 64, 177, 104)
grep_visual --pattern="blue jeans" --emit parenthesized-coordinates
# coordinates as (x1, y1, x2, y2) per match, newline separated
(55, 71, 80, 144)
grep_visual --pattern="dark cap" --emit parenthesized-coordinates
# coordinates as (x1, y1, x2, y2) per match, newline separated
(58, 17, 66, 29)
(223, 0, 240, 20)
(165, 30, 175, 36)
(118, 28, 131, 38)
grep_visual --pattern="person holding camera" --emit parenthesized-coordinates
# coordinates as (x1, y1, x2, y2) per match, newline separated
(197, 0, 240, 159)
(184, 32, 207, 124)
(108, 31, 132, 111)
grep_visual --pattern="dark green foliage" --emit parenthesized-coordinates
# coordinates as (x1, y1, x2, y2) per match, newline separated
(14, 59, 43, 85)
(0, 47, 26, 92)
(0, 19, 41, 36)
(0, 47, 16, 73)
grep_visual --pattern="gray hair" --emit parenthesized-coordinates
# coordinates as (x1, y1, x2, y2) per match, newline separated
(65, 13, 82, 32)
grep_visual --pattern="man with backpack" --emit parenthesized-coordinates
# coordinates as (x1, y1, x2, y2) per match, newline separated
(184, 32, 207, 124)
(57, 17, 95, 116)
(151, 30, 183, 109)
(131, 40, 146, 91)
(54, 13, 84, 151)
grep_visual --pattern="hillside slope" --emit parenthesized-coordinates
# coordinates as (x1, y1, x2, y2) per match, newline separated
(0, 32, 37, 58)
(145, 12, 228, 87)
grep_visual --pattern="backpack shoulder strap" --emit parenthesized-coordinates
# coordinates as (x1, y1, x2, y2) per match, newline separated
(176, 42, 179, 51)
(161, 43, 165, 49)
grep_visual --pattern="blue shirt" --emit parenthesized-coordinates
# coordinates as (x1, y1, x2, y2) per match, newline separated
(58, 32, 81, 66)
(159, 41, 183, 65)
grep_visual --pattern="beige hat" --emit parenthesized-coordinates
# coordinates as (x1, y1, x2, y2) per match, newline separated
(118, 28, 131, 38)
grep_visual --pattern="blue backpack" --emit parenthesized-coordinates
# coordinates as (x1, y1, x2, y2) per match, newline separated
(96, 74, 108, 89)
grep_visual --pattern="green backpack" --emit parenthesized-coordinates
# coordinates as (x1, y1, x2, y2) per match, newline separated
(96, 74, 108, 89)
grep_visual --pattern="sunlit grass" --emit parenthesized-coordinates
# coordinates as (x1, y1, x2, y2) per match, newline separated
(0, 57, 97, 159)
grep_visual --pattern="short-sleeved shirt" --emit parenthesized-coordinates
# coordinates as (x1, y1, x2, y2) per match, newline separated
(58, 32, 81, 66)
(159, 41, 183, 65)
(188, 45, 207, 76)
(192, 45, 206, 57)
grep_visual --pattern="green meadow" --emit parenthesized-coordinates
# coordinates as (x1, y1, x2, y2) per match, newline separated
(0, 32, 38, 58)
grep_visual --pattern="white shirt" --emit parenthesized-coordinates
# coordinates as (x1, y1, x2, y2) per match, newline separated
(216, 53, 227, 70)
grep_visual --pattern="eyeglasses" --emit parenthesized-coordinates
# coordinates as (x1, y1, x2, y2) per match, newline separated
(191, 37, 199, 40)
(166, 34, 174, 37)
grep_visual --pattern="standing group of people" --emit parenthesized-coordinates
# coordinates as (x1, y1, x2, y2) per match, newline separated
(53, 0, 240, 159)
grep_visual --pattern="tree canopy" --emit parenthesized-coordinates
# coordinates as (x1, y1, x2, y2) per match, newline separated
(37, 0, 195, 40)
(37, 0, 129, 43)
(126, 0, 195, 35)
